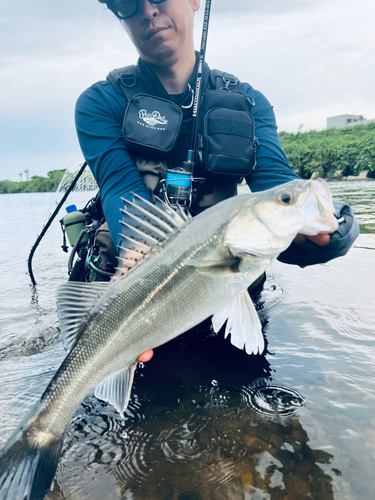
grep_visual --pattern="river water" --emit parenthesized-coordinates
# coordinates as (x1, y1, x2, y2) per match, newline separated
(0, 180, 374, 500)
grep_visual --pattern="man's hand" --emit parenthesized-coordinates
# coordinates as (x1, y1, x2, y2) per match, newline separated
(137, 350, 154, 363)
(293, 233, 331, 246)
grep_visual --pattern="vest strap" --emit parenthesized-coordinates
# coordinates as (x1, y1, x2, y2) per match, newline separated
(107, 66, 242, 98)
(107, 65, 143, 99)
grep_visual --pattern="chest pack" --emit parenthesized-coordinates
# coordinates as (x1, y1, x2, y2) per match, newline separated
(197, 71, 258, 177)
(107, 66, 258, 177)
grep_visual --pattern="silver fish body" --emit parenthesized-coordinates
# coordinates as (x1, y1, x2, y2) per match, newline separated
(0, 179, 339, 500)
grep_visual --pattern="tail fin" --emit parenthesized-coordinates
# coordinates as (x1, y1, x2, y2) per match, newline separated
(0, 428, 63, 500)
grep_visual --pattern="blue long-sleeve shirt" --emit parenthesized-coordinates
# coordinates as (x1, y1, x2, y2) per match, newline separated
(75, 63, 358, 265)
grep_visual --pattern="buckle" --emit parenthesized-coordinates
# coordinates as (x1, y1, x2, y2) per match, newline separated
(221, 73, 238, 90)
(120, 73, 137, 88)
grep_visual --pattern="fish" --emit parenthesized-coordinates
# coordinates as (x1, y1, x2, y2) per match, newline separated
(0, 178, 339, 500)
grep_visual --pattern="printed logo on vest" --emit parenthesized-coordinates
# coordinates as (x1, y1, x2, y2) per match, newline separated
(138, 109, 168, 130)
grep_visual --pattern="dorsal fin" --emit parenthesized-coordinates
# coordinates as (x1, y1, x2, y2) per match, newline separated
(56, 282, 110, 351)
(133, 193, 190, 225)
(120, 210, 168, 241)
(123, 198, 180, 233)
(119, 222, 159, 248)
(174, 202, 191, 222)
(119, 235, 150, 255)
(113, 194, 190, 279)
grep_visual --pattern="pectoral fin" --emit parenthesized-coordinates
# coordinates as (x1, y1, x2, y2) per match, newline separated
(95, 363, 137, 417)
(212, 291, 264, 355)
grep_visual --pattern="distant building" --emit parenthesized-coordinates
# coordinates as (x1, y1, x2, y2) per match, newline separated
(327, 114, 373, 129)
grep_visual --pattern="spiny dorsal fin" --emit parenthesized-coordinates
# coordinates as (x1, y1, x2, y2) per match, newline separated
(119, 222, 159, 248)
(56, 282, 110, 351)
(119, 235, 150, 254)
(123, 197, 181, 233)
(114, 193, 190, 279)
(120, 210, 168, 241)
(174, 202, 191, 222)
(133, 193, 190, 226)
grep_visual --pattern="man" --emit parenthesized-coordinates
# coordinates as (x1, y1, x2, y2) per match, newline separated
(75, 0, 359, 361)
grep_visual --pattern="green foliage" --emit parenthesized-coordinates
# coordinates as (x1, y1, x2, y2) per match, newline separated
(0, 180, 20, 194)
(279, 122, 375, 179)
(0, 169, 66, 194)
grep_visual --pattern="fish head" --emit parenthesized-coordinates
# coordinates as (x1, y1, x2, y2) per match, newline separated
(224, 179, 339, 259)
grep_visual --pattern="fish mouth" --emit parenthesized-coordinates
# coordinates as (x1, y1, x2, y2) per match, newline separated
(311, 180, 330, 219)
(299, 179, 339, 235)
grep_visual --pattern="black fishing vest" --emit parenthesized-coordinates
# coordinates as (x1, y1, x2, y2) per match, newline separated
(107, 65, 258, 180)
(107, 65, 258, 209)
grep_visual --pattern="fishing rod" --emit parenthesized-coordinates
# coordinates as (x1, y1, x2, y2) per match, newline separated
(165, 0, 212, 209)
(27, 161, 87, 287)
(189, 0, 212, 162)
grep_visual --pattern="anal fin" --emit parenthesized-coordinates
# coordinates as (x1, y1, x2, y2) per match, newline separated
(212, 291, 265, 355)
(95, 364, 137, 417)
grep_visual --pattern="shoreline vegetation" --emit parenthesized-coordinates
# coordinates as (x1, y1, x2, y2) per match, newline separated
(1, 122, 374, 194)
(0, 170, 66, 195)
(279, 122, 375, 180)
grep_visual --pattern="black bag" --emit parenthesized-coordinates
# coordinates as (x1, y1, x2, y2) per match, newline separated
(197, 86, 258, 177)
(122, 94, 183, 158)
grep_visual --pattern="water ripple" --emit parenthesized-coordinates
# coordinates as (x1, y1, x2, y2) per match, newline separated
(241, 379, 307, 417)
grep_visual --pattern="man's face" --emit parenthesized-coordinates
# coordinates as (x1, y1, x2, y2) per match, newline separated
(122, 0, 200, 66)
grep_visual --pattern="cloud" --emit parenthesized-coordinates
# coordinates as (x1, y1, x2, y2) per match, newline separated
(0, 2, 137, 180)
(211, 0, 314, 14)
(196, 0, 375, 130)
(0, 0, 374, 180)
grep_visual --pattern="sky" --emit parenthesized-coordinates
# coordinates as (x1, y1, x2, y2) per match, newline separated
(0, 0, 374, 181)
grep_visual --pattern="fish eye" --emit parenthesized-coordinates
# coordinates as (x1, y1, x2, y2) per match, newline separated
(277, 192, 294, 205)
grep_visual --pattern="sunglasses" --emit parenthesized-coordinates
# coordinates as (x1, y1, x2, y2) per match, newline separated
(100, 0, 168, 20)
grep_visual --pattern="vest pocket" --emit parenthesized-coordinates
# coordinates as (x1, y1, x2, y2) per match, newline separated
(203, 108, 255, 176)
(122, 94, 183, 158)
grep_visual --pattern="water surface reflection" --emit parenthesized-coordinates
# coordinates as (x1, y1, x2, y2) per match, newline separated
(1, 181, 374, 499)
(48, 305, 335, 500)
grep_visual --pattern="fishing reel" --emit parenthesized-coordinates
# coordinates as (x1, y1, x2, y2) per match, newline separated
(164, 161, 193, 211)
(161, 161, 204, 213)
